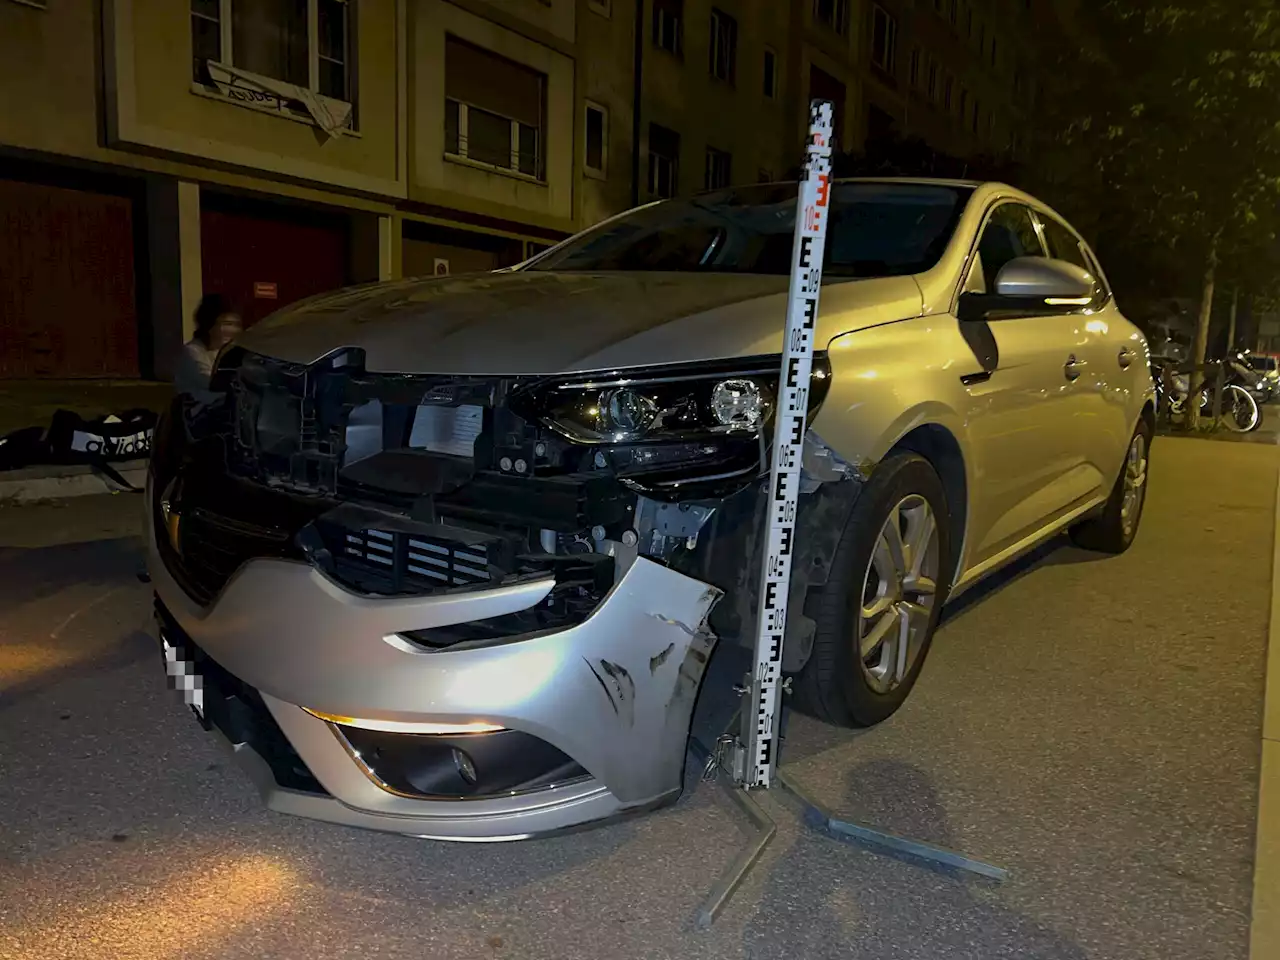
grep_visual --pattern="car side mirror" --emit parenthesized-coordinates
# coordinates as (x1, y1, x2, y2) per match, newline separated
(994, 257, 1095, 300)
(958, 257, 1096, 322)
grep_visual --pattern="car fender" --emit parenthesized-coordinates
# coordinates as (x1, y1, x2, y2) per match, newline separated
(811, 315, 979, 555)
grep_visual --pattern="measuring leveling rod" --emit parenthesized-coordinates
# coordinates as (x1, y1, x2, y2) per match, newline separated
(741, 100, 834, 789)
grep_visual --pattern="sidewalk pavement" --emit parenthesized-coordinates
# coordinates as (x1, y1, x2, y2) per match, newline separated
(1252, 436, 1280, 958)
(0, 379, 172, 438)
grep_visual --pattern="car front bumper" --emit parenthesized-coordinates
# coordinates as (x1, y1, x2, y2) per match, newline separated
(148, 502, 722, 840)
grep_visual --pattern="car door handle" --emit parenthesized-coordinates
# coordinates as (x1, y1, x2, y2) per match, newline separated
(1064, 355, 1086, 381)
(1118, 347, 1134, 369)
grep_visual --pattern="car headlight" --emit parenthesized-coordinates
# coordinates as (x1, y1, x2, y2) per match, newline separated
(520, 356, 830, 444)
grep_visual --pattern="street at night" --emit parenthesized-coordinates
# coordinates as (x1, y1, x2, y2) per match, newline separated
(0, 435, 1273, 960)
(6, 0, 1280, 957)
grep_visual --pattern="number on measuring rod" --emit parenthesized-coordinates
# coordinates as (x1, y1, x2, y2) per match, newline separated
(742, 100, 833, 789)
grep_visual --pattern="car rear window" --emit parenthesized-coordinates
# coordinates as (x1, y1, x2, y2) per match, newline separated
(527, 182, 972, 279)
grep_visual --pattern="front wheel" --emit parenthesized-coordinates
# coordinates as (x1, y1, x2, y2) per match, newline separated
(793, 453, 953, 728)
(1220, 384, 1261, 433)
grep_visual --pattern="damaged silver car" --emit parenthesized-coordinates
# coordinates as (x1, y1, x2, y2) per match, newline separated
(148, 179, 1155, 839)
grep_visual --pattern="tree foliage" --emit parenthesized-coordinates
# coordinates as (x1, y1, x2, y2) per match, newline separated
(1029, 0, 1280, 304)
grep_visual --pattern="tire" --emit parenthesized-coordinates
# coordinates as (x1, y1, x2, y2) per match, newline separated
(1220, 385, 1260, 433)
(794, 453, 954, 728)
(1069, 419, 1151, 554)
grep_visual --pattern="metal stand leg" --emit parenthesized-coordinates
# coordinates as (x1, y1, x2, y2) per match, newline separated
(775, 767, 1009, 883)
(687, 730, 776, 930)
(686, 701, 1008, 929)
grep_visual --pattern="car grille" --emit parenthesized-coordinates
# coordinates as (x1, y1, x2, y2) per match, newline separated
(314, 515, 501, 595)
(163, 505, 297, 605)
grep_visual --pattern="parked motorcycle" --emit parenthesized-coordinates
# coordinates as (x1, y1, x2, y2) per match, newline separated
(1242, 351, 1280, 404)
(1150, 353, 1262, 433)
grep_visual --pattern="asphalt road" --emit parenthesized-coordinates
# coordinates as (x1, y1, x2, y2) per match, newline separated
(0, 436, 1273, 960)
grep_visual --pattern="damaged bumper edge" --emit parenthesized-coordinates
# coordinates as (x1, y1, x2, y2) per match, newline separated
(149, 508, 722, 839)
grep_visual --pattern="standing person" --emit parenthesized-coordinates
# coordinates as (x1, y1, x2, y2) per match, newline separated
(174, 294, 242, 399)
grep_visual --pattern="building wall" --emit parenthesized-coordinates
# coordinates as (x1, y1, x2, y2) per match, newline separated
(409, 0, 577, 233)
(0, 0, 1067, 380)
(866, 0, 1043, 159)
(109, 0, 404, 198)
(576, 0, 636, 227)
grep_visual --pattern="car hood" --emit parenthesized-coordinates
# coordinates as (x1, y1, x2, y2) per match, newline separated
(233, 270, 925, 375)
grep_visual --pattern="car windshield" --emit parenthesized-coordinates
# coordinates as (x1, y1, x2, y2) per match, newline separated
(526, 182, 972, 278)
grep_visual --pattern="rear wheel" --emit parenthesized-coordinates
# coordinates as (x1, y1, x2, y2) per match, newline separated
(794, 453, 953, 728)
(1070, 420, 1150, 554)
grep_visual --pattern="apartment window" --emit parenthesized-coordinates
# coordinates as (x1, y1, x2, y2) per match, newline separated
(763, 47, 778, 99)
(809, 65, 846, 147)
(444, 37, 546, 180)
(871, 6, 897, 74)
(189, 0, 352, 102)
(926, 58, 939, 100)
(709, 9, 738, 83)
(584, 101, 608, 176)
(653, 0, 683, 56)
(908, 47, 921, 89)
(191, 0, 221, 82)
(813, 0, 849, 35)
(705, 147, 732, 190)
(587, 0, 611, 17)
(648, 124, 680, 198)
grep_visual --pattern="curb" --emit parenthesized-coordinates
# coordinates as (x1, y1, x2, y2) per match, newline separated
(1250, 435, 1280, 959)
(0, 462, 147, 503)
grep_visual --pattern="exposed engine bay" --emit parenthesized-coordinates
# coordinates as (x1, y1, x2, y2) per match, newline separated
(152, 346, 862, 665)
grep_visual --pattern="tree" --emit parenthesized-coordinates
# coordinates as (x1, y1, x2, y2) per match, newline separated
(1030, 1, 1280, 425)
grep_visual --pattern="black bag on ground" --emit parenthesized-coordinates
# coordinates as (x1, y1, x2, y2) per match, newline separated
(45, 408, 156, 463)
(0, 426, 50, 471)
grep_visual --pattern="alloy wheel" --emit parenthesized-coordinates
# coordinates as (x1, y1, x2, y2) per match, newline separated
(1120, 433, 1148, 539)
(856, 495, 941, 694)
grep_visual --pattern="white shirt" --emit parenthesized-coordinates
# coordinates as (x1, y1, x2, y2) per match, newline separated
(174, 338, 216, 399)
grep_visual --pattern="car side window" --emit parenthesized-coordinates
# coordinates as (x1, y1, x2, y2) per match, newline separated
(968, 203, 1044, 294)
(1080, 245, 1112, 305)
(1038, 213, 1111, 307)
(1039, 215, 1090, 271)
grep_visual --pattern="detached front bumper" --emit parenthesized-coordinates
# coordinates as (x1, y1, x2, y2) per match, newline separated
(149, 507, 721, 840)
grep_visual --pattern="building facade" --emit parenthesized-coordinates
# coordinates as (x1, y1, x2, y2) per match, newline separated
(0, 0, 1061, 380)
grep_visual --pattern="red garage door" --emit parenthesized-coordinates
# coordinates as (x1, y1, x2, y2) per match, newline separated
(0, 180, 138, 378)
(201, 202, 349, 329)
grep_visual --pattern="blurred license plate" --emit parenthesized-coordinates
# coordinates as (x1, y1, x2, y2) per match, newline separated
(160, 633, 207, 725)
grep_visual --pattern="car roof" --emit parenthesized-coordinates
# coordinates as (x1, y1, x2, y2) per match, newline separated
(744, 176, 987, 190)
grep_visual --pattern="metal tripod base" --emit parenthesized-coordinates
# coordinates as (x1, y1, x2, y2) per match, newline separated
(688, 736, 776, 930)
(686, 723, 1009, 929)
(776, 768, 1010, 882)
